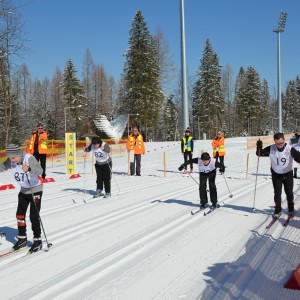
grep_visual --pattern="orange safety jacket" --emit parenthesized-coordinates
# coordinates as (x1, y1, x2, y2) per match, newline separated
(212, 136, 225, 157)
(27, 130, 48, 155)
(126, 133, 145, 155)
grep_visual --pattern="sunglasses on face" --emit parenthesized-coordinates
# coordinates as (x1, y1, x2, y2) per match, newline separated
(38, 127, 43, 129)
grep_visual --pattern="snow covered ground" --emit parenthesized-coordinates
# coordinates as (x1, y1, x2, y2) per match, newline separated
(1, 137, 300, 300)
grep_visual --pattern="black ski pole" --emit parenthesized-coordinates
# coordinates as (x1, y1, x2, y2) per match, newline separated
(252, 149, 260, 210)
(107, 160, 120, 192)
(187, 170, 200, 186)
(223, 173, 233, 198)
(25, 173, 53, 249)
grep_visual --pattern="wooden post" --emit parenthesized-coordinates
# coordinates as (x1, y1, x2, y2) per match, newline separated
(163, 152, 167, 177)
(246, 153, 250, 180)
(92, 153, 94, 175)
(51, 139, 54, 168)
(128, 150, 130, 175)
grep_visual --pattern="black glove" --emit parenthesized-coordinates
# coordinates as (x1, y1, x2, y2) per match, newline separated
(291, 147, 296, 157)
(256, 139, 263, 152)
(178, 164, 186, 171)
(219, 166, 225, 173)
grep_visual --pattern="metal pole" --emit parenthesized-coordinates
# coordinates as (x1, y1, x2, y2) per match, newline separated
(277, 31, 282, 132)
(198, 117, 200, 140)
(64, 107, 67, 132)
(127, 114, 129, 136)
(180, 0, 189, 131)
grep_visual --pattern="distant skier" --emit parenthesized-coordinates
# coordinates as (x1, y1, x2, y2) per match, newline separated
(290, 128, 300, 178)
(181, 127, 194, 174)
(178, 152, 225, 209)
(84, 137, 112, 198)
(0, 144, 44, 252)
(256, 132, 300, 219)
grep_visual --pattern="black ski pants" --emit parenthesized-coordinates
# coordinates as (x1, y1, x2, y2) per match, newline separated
(214, 152, 224, 166)
(34, 152, 47, 179)
(130, 154, 142, 176)
(17, 191, 42, 238)
(95, 162, 112, 193)
(271, 169, 294, 213)
(199, 171, 217, 206)
(183, 151, 193, 171)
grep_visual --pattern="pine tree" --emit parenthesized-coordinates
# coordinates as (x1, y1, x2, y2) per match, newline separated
(61, 59, 87, 135)
(192, 39, 223, 138)
(235, 66, 261, 136)
(163, 95, 178, 140)
(123, 11, 162, 140)
(260, 79, 271, 134)
(283, 80, 299, 132)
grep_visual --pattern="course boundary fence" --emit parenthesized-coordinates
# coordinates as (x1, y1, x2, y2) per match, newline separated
(0, 139, 127, 163)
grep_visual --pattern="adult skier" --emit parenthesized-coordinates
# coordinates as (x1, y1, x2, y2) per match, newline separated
(256, 132, 300, 218)
(290, 128, 300, 178)
(178, 152, 225, 208)
(0, 144, 44, 252)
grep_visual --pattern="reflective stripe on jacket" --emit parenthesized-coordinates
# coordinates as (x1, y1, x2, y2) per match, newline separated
(126, 133, 145, 154)
(182, 136, 193, 152)
(27, 131, 48, 154)
(212, 136, 225, 157)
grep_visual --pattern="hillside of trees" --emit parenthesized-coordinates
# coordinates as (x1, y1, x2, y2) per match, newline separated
(0, 1, 299, 148)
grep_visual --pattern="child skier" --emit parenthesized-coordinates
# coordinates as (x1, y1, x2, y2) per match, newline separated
(0, 144, 44, 253)
(178, 152, 225, 209)
(84, 137, 112, 198)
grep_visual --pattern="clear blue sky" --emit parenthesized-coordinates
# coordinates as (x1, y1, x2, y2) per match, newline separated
(18, 0, 300, 95)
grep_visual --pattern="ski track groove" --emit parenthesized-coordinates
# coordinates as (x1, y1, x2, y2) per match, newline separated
(0, 175, 184, 228)
(10, 174, 271, 299)
(203, 187, 300, 300)
(0, 145, 282, 299)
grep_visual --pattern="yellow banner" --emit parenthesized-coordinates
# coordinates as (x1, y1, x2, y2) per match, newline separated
(65, 132, 76, 175)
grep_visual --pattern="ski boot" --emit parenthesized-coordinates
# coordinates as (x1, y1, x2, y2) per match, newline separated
(29, 238, 42, 253)
(13, 235, 27, 251)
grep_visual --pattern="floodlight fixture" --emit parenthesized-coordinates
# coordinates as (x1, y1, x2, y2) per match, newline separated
(273, 11, 288, 133)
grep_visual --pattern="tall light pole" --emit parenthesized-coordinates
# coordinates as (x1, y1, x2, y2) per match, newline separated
(273, 11, 287, 133)
(180, 0, 189, 131)
(64, 105, 83, 132)
(127, 113, 139, 136)
(197, 115, 208, 140)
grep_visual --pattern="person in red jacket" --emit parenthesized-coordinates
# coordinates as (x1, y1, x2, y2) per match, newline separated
(126, 127, 145, 176)
(27, 123, 48, 179)
(212, 131, 225, 171)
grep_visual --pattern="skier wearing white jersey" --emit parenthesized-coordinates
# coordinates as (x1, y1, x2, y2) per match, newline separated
(290, 128, 300, 178)
(0, 144, 44, 252)
(84, 137, 112, 198)
(178, 152, 225, 208)
(256, 132, 300, 218)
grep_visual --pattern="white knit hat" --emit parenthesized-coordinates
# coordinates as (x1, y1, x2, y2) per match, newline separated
(6, 144, 22, 156)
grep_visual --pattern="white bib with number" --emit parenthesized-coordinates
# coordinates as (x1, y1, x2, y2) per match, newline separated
(11, 154, 41, 188)
(93, 142, 110, 163)
(269, 144, 293, 174)
(198, 157, 216, 173)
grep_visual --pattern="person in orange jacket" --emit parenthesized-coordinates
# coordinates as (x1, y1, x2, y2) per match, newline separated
(212, 131, 225, 170)
(126, 127, 145, 176)
(27, 123, 48, 179)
